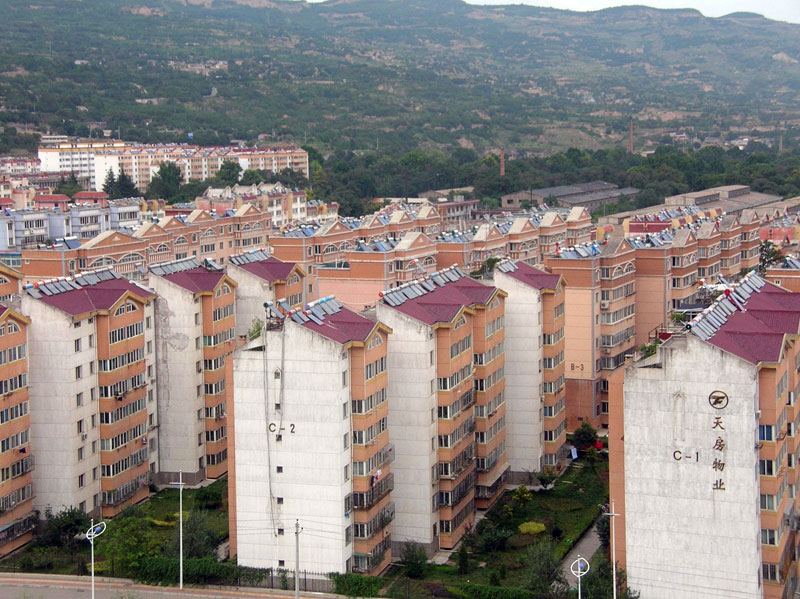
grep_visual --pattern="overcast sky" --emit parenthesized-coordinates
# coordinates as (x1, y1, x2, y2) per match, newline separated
(465, 1, 800, 23)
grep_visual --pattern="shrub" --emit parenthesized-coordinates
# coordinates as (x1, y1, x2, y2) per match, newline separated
(195, 485, 224, 510)
(572, 421, 598, 449)
(517, 521, 546, 536)
(489, 571, 500, 586)
(478, 522, 513, 552)
(458, 583, 533, 599)
(329, 573, 384, 597)
(400, 542, 428, 579)
(457, 543, 470, 574)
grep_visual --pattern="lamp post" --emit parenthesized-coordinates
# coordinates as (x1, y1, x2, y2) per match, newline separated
(170, 470, 185, 589)
(603, 500, 619, 599)
(86, 519, 106, 599)
(570, 555, 590, 599)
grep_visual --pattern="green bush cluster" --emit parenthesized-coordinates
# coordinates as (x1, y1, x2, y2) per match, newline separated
(329, 573, 384, 597)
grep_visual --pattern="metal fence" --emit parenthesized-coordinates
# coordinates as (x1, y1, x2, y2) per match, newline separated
(237, 569, 334, 593)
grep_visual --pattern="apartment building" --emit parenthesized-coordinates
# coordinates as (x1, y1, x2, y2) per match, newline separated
(38, 140, 131, 188)
(196, 183, 308, 229)
(7, 204, 268, 284)
(226, 250, 305, 338)
(610, 272, 800, 599)
(316, 232, 438, 311)
(545, 236, 636, 430)
(232, 296, 394, 575)
(147, 258, 236, 484)
(376, 267, 508, 553)
(0, 305, 35, 557)
(494, 260, 568, 477)
(20, 269, 158, 518)
(92, 145, 309, 192)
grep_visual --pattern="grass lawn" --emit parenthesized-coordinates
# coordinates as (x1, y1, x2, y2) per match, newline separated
(0, 478, 229, 576)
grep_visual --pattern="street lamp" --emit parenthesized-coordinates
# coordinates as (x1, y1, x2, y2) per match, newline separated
(570, 555, 590, 599)
(86, 519, 106, 599)
(170, 470, 186, 589)
(603, 500, 619, 599)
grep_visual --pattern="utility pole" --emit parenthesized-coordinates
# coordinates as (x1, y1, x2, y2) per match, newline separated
(604, 499, 619, 599)
(170, 471, 185, 589)
(294, 519, 302, 599)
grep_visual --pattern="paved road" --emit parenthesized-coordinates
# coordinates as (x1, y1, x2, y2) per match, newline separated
(0, 573, 338, 599)
(560, 520, 602, 588)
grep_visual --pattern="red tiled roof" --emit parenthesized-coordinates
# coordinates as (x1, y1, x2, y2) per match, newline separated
(706, 281, 800, 363)
(37, 279, 154, 316)
(388, 276, 496, 325)
(161, 267, 226, 294)
(236, 256, 297, 282)
(301, 306, 376, 344)
(33, 194, 70, 201)
(506, 261, 561, 290)
(73, 192, 109, 199)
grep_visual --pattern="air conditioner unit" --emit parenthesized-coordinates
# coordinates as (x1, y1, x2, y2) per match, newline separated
(600, 301, 610, 309)
(115, 395, 124, 401)
(81, 433, 88, 441)
(344, 510, 351, 518)
(141, 437, 147, 445)
(603, 348, 611, 354)
(756, 410, 762, 419)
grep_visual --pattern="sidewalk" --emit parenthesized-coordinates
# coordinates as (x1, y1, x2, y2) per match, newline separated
(560, 520, 601, 588)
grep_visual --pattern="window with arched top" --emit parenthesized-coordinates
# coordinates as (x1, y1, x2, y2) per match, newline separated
(368, 335, 383, 350)
(0, 276, 9, 285)
(454, 315, 466, 330)
(215, 284, 232, 298)
(324, 245, 337, 255)
(175, 236, 188, 246)
(6, 321, 19, 334)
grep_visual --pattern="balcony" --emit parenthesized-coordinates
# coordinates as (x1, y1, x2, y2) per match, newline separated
(354, 473, 394, 510)
(0, 511, 37, 546)
(101, 471, 151, 507)
(352, 536, 391, 574)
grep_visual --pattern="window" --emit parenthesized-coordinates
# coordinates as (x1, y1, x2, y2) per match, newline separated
(344, 434, 349, 449)
(74, 338, 81, 352)
(762, 563, 778, 582)
(78, 474, 85, 488)
(76, 393, 83, 407)
(344, 465, 349, 481)
(277, 466, 283, 473)
(78, 447, 84, 461)
(75, 365, 82, 380)
(759, 425, 775, 442)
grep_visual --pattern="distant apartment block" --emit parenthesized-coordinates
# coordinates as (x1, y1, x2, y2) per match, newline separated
(232, 296, 394, 575)
(92, 145, 308, 192)
(196, 183, 308, 229)
(37, 140, 132, 188)
(502, 181, 639, 211)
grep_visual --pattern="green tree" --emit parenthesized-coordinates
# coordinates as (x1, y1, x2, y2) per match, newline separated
(100, 507, 159, 577)
(102, 169, 116, 195)
(525, 538, 569, 596)
(400, 542, 428, 579)
(167, 511, 220, 559)
(147, 162, 182, 201)
(215, 160, 242, 186)
(54, 173, 82, 198)
(573, 421, 598, 449)
(582, 559, 640, 599)
(247, 318, 263, 341)
(111, 171, 139, 199)
(597, 513, 610, 548)
(239, 169, 263, 186)
(759, 240, 783, 274)
(537, 466, 558, 489)
(37, 506, 91, 551)
(457, 543, 470, 574)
